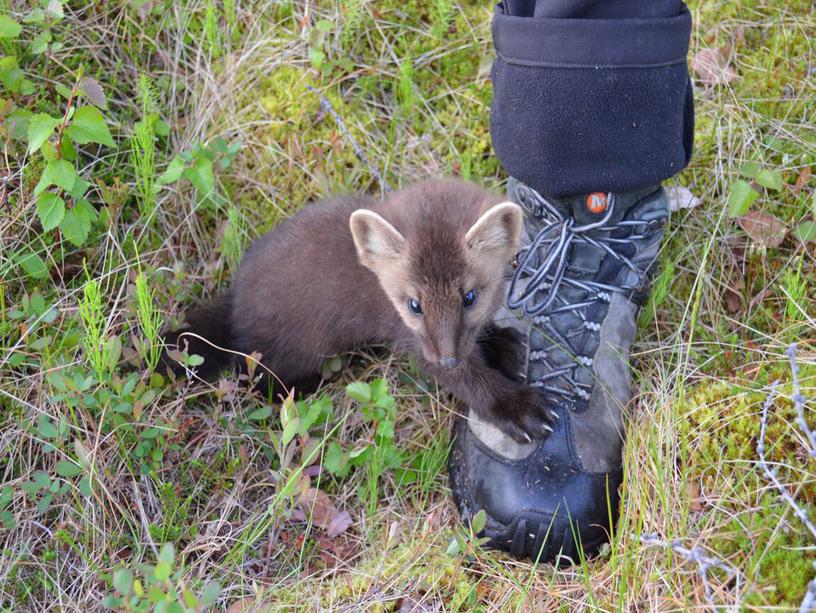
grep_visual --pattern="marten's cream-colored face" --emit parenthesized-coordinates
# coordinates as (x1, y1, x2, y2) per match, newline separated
(349, 202, 523, 368)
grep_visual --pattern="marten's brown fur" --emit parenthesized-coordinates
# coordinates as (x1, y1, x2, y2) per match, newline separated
(164, 179, 553, 442)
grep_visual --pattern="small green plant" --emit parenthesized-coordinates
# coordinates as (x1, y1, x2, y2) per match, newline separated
(430, 0, 454, 37)
(203, 0, 219, 57)
(78, 269, 117, 380)
(26, 68, 112, 247)
(324, 379, 405, 515)
(446, 509, 491, 558)
(727, 162, 783, 217)
(396, 59, 416, 117)
(221, 205, 246, 271)
(135, 269, 164, 371)
(781, 257, 807, 326)
(104, 543, 221, 611)
(341, 0, 366, 48)
(159, 137, 240, 207)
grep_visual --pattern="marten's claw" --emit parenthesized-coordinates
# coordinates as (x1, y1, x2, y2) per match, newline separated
(490, 387, 555, 443)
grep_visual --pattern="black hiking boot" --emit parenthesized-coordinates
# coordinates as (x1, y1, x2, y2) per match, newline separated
(448, 178, 669, 563)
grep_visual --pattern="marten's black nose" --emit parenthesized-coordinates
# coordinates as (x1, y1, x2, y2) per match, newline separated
(440, 357, 459, 368)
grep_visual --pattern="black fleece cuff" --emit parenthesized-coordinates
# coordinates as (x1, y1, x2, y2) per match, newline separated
(489, 3, 694, 197)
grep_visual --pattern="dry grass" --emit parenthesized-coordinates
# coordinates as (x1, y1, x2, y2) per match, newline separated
(0, 0, 814, 611)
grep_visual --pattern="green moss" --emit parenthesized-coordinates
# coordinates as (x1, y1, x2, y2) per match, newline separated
(682, 380, 816, 606)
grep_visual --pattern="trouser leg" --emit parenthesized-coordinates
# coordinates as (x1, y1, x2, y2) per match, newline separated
(490, 0, 694, 196)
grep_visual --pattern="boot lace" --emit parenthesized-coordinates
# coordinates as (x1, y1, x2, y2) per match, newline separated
(507, 184, 653, 403)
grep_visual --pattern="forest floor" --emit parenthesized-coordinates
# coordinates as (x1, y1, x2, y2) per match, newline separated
(0, 0, 815, 610)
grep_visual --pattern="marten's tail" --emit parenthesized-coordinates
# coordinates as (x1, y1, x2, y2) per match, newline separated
(161, 291, 235, 379)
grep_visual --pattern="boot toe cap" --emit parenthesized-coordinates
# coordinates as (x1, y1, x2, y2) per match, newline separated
(449, 415, 620, 563)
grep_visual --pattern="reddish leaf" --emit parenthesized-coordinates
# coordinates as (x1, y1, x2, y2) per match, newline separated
(737, 210, 787, 247)
(691, 47, 736, 86)
(791, 166, 812, 195)
(298, 482, 353, 538)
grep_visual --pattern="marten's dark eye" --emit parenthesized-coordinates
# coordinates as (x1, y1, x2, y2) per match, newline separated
(463, 290, 477, 308)
(408, 298, 423, 315)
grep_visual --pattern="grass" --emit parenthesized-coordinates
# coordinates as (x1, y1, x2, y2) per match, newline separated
(0, 0, 814, 610)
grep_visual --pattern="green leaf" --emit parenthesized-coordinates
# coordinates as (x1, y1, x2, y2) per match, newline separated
(60, 209, 92, 246)
(55, 460, 82, 478)
(113, 569, 134, 595)
(159, 542, 175, 564)
(56, 83, 73, 99)
(154, 560, 172, 581)
(370, 378, 389, 403)
(49, 159, 77, 191)
(27, 113, 59, 153)
(73, 197, 98, 222)
(68, 176, 90, 199)
(246, 406, 272, 421)
(78, 476, 92, 497)
(185, 354, 204, 366)
(7, 108, 32, 140)
(737, 161, 761, 179)
(182, 156, 215, 197)
(471, 509, 487, 534)
(37, 492, 53, 514)
(33, 471, 51, 488)
(446, 536, 462, 556)
(0, 486, 12, 510)
(324, 442, 350, 477)
(754, 168, 783, 191)
(37, 415, 59, 438)
(727, 180, 759, 218)
(155, 119, 170, 137)
(308, 49, 325, 69)
(199, 582, 221, 607)
(37, 192, 65, 232)
(16, 251, 49, 280)
(376, 419, 395, 439)
(30, 30, 51, 54)
(346, 381, 371, 403)
(158, 155, 186, 184)
(794, 220, 816, 243)
(65, 106, 114, 147)
(0, 15, 22, 39)
(281, 416, 300, 446)
(24, 9, 46, 24)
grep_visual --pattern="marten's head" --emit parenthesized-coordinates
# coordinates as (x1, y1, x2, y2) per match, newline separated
(350, 182, 522, 368)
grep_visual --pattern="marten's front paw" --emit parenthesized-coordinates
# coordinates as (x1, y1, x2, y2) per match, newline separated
(490, 387, 556, 444)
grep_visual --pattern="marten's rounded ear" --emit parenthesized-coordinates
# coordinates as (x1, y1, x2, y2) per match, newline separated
(465, 201, 523, 255)
(349, 209, 406, 267)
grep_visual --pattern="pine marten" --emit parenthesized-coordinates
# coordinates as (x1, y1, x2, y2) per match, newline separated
(164, 179, 554, 442)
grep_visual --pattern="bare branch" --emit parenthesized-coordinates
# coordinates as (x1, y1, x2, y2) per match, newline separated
(641, 533, 742, 610)
(305, 85, 392, 193)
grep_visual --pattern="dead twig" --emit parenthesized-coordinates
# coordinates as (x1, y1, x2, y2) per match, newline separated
(640, 533, 742, 610)
(305, 84, 392, 193)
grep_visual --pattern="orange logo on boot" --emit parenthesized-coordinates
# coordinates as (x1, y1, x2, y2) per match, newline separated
(586, 192, 608, 214)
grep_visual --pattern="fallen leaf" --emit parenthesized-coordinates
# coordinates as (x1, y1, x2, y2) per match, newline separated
(737, 210, 787, 247)
(298, 484, 353, 538)
(666, 185, 702, 212)
(691, 47, 736, 86)
(687, 481, 704, 512)
(791, 166, 812, 195)
(725, 292, 743, 314)
(725, 284, 743, 313)
(326, 511, 353, 538)
(387, 520, 403, 548)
